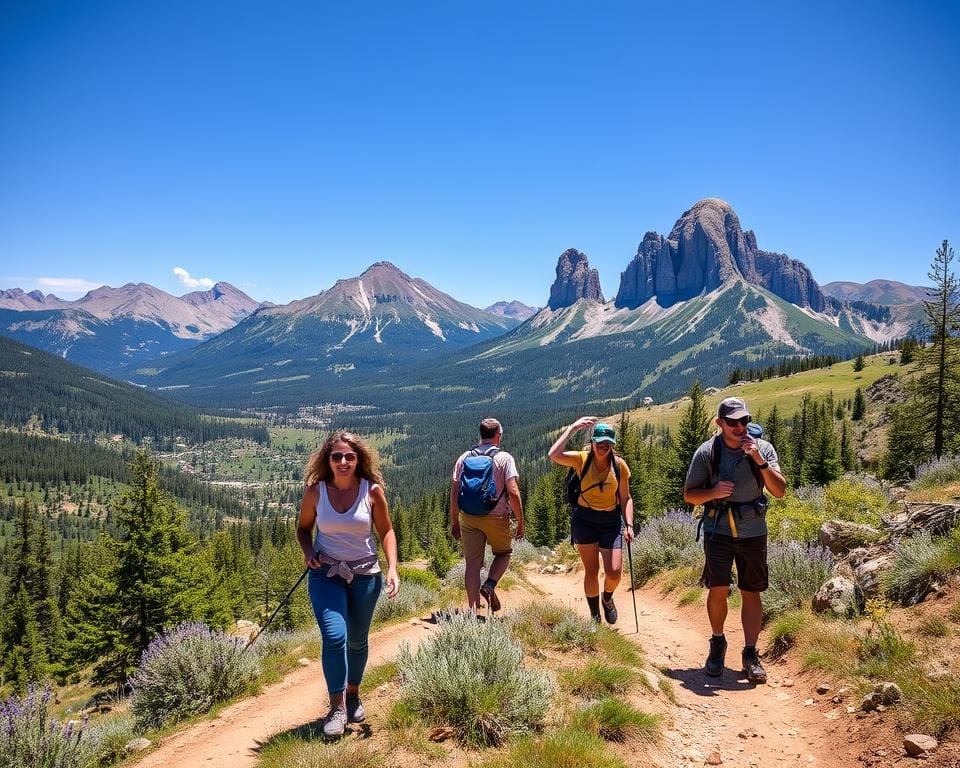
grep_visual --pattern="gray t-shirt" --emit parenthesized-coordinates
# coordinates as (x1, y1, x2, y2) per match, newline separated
(685, 436, 780, 538)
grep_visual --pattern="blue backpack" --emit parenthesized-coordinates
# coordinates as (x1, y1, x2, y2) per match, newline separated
(457, 446, 505, 515)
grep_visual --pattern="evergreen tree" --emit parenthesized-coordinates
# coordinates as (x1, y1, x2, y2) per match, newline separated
(2, 585, 47, 691)
(666, 382, 711, 508)
(763, 405, 791, 480)
(66, 452, 214, 685)
(920, 240, 960, 458)
(853, 353, 865, 372)
(840, 419, 856, 471)
(852, 388, 866, 421)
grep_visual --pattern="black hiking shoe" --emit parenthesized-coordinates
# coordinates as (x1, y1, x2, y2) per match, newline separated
(601, 596, 618, 625)
(345, 692, 365, 723)
(742, 647, 767, 684)
(479, 582, 500, 612)
(704, 635, 727, 677)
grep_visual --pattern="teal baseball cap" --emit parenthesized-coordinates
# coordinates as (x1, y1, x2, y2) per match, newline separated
(591, 423, 616, 444)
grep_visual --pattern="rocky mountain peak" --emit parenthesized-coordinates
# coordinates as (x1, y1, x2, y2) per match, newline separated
(548, 249, 604, 310)
(615, 199, 825, 311)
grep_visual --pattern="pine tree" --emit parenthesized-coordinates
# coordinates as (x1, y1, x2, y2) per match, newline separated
(840, 419, 856, 471)
(66, 452, 214, 685)
(920, 240, 960, 458)
(852, 388, 866, 421)
(666, 382, 711, 508)
(763, 405, 791, 480)
(3, 585, 47, 692)
(853, 353, 865, 372)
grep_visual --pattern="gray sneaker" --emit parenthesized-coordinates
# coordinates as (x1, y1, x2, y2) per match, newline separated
(322, 705, 348, 738)
(346, 693, 365, 723)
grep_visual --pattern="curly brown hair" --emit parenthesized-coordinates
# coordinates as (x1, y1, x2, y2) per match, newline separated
(304, 431, 385, 488)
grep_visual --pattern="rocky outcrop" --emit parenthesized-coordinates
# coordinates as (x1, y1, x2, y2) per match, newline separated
(614, 198, 826, 310)
(818, 520, 882, 554)
(548, 249, 604, 310)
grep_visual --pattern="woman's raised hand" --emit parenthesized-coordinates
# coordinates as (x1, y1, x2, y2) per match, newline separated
(572, 416, 598, 431)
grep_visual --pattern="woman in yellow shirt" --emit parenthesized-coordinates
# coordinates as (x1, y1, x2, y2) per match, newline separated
(548, 417, 635, 624)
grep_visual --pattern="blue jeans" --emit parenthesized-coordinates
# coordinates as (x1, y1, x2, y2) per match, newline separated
(308, 567, 382, 694)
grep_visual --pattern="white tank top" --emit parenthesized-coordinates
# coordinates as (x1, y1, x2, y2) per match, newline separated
(313, 479, 380, 568)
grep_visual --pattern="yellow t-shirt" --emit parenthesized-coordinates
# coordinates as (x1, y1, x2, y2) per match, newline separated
(573, 451, 630, 511)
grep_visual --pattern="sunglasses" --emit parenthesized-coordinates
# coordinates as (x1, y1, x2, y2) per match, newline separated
(721, 416, 751, 427)
(330, 451, 358, 463)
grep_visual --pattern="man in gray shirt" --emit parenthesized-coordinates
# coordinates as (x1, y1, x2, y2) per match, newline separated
(683, 397, 786, 683)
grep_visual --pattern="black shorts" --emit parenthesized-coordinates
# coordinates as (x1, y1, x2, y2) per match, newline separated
(571, 506, 623, 549)
(701, 533, 768, 592)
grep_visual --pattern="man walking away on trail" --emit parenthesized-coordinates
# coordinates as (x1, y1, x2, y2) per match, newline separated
(683, 397, 786, 683)
(549, 416, 635, 625)
(450, 418, 525, 614)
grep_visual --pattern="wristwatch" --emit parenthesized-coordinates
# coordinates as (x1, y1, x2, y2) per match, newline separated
(757, 462, 770, 470)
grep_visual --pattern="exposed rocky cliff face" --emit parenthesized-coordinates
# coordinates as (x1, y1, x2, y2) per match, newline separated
(548, 249, 604, 310)
(614, 199, 825, 310)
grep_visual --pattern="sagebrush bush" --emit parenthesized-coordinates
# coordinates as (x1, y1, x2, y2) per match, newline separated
(913, 455, 960, 490)
(628, 510, 699, 584)
(764, 542, 833, 620)
(395, 611, 552, 746)
(372, 582, 438, 623)
(509, 538, 540, 565)
(129, 622, 262, 729)
(0, 684, 91, 768)
(253, 628, 318, 657)
(82, 714, 139, 766)
(442, 552, 493, 589)
(883, 532, 960, 605)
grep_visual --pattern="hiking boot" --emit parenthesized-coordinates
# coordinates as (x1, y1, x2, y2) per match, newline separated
(742, 647, 767, 684)
(345, 692, 365, 723)
(479, 582, 501, 612)
(601, 596, 618, 625)
(704, 634, 727, 677)
(322, 705, 348, 738)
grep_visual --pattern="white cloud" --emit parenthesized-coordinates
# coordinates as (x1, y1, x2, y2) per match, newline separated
(36, 277, 103, 296)
(173, 267, 215, 290)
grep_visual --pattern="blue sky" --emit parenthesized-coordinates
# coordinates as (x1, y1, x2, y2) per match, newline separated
(1, 1, 957, 308)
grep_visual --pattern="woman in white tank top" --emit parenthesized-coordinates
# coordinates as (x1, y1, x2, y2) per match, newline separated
(297, 431, 399, 738)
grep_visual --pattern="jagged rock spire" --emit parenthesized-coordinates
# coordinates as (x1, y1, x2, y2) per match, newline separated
(548, 249, 604, 310)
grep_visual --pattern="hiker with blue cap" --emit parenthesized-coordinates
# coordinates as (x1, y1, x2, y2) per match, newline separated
(683, 396, 786, 683)
(549, 416, 634, 625)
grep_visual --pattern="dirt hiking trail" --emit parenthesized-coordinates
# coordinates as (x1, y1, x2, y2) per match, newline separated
(131, 570, 926, 768)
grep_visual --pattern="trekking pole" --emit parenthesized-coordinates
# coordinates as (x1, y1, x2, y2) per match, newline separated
(622, 509, 639, 634)
(242, 566, 310, 653)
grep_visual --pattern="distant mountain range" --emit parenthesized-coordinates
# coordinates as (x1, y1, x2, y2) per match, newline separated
(0, 282, 261, 373)
(123, 198, 916, 414)
(821, 279, 930, 306)
(484, 300, 539, 321)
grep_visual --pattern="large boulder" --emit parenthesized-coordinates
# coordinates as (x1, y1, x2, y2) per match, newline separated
(818, 520, 883, 555)
(812, 576, 864, 617)
(849, 550, 897, 597)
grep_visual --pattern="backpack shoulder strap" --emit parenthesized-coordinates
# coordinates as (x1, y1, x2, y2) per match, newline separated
(580, 449, 594, 479)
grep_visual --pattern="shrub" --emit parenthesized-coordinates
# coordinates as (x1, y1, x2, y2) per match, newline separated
(474, 728, 627, 768)
(396, 565, 442, 592)
(253, 628, 318, 657)
(768, 479, 888, 542)
(913, 455, 960, 490)
(857, 622, 916, 680)
(883, 533, 960, 605)
(767, 610, 809, 657)
(509, 602, 598, 653)
(561, 661, 635, 698)
(395, 611, 552, 746)
(510, 538, 541, 565)
(372, 582, 438, 623)
(258, 735, 387, 768)
(917, 616, 951, 638)
(442, 552, 493, 590)
(129, 622, 262, 729)
(82, 715, 139, 766)
(628, 510, 699, 584)
(572, 697, 662, 743)
(763, 542, 833, 620)
(0, 684, 91, 768)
